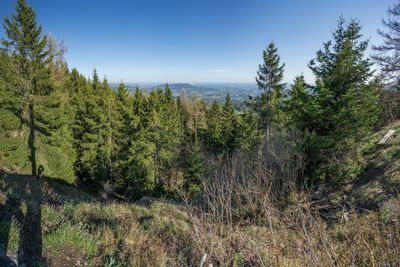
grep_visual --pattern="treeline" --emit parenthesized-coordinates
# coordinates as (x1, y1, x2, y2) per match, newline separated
(1, 0, 399, 199)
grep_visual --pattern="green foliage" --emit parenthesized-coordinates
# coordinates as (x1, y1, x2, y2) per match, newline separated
(203, 100, 224, 153)
(184, 140, 204, 198)
(0, 1, 389, 198)
(287, 17, 380, 182)
(0, 0, 75, 182)
(203, 95, 260, 156)
(71, 70, 103, 183)
(254, 42, 286, 129)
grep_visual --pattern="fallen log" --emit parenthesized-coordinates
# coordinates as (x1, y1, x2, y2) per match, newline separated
(378, 130, 395, 145)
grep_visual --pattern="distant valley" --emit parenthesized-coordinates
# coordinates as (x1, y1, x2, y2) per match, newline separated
(111, 82, 260, 106)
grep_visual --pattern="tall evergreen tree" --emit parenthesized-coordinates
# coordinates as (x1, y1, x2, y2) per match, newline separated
(72, 71, 101, 182)
(1, 0, 76, 181)
(203, 100, 224, 153)
(157, 84, 184, 191)
(2, 0, 51, 176)
(113, 82, 137, 184)
(286, 75, 311, 130)
(221, 94, 238, 154)
(304, 17, 380, 181)
(184, 140, 204, 198)
(255, 42, 286, 130)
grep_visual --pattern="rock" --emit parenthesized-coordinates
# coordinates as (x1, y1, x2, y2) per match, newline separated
(312, 184, 325, 200)
(138, 196, 156, 206)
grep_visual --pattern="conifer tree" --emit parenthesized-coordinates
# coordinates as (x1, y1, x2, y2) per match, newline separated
(221, 94, 238, 154)
(1, 0, 75, 181)
(72, 72, 101, 182)
(304, 17, 380, 181)
(113, 82, 137, 184)
(204, 100, 224, 153)
(96, 77, 116, 181)
(157, 84, 184, 191)
(1, 0, 51, 176)
(184, 140, 204, 198)
(286, 75, 312, 130)
(255, 42, 286, 130)
(236, 111, 262, 151)
(0, 50, 20, 132)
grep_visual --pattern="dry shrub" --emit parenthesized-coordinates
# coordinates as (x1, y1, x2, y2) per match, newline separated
(180, 196, 400, 266)
(175, 127, 400, 266)
(201, 127, 305, 226)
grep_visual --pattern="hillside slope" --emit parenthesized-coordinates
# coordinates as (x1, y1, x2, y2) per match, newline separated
(351, 121, 400, 208)
(0, 122, 400, 266)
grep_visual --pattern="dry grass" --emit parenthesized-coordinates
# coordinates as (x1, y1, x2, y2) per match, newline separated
(1, 185, 399, 266)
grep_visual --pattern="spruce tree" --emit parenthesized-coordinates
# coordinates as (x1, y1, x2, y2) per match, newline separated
(255, 42, 286, 130)
(286, 75, 312, 130)
(1, 0, 76, 181)
(2, 0, 51, 176)
(204, 100, 224, 153)
(0, 50, 20, 132)
(221, 94, 238, 154)
(157, 84, 184, 192)
(305, 17, 380, 181)
(114, 82, 137, 185)
(184, 140, 204, 198)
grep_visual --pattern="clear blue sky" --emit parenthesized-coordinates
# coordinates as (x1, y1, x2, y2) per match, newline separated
(0, 0, 396, 83)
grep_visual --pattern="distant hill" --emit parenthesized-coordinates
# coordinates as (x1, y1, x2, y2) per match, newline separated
(152, 83, 198, 91)
(111, 82, 260, 107)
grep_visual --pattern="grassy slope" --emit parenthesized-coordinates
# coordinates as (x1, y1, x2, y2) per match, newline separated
(0, 122, 400, 266)
(351, 121, 400, 208)
(0, 128, 76, 184)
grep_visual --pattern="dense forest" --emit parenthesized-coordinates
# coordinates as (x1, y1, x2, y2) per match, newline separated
(1, 0, 400, 266)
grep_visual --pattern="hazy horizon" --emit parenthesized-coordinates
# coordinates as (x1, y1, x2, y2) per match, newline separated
(0, 0, 396, 83)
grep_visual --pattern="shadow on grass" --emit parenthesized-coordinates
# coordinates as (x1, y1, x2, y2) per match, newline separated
(0, 170, 90, 267)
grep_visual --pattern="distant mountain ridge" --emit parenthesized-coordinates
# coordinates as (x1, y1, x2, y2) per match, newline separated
(110, 82, 260, 106)
(152, 83, 198, 91)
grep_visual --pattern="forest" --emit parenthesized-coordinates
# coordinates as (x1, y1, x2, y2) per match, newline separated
(1, 0, 400, 266)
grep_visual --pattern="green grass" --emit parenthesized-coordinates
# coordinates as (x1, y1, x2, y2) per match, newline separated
(346, 121, 400, 208)
(43, 221, 99, 258)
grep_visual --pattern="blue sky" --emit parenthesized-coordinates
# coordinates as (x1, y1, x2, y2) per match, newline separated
(0, 0, 396, 83)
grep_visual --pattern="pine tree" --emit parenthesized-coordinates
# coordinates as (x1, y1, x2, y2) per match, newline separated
(221, 94, 238, 154)
(113, 82, 137, 184)
(286, 75, 312, 130)
(0, 50, 20, 132)
(156, 84, 184, 192)
(1, 0, 75, 181)
(204, 100, 224, 153)
(1, 0, 51, 176)
(255, 42, 286, 130)
(305, 17, 380, 181)
(71, 70, 104, 184)
(126, 128, 156, 197)
(236, 111, 262, 151)
(184, 140, 204, 198)
(95, 77, 116, 181)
